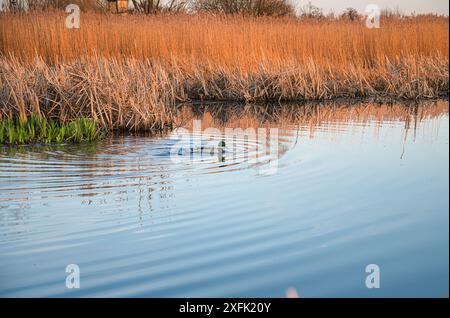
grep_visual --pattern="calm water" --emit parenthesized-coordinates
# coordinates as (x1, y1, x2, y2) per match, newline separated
(0, 102, 448, 297)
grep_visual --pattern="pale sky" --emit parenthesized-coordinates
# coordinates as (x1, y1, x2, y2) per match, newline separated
(295, 0, 449, 15)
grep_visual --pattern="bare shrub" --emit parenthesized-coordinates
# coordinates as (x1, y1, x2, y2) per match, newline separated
(192, 0, 295, 16)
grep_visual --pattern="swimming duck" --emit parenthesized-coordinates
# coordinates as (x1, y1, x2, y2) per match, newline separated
(178, 140, 226, 156)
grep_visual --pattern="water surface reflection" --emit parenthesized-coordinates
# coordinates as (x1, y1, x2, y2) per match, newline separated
(0, 100, 448, 297)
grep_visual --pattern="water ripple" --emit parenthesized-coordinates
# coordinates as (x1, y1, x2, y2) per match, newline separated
(0, 103, 448, 297)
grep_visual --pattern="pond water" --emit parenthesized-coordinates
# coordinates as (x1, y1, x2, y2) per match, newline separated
(0, 101, 448, 297)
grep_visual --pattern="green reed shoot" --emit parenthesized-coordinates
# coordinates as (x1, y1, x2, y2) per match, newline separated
(0, 115, 105, 145)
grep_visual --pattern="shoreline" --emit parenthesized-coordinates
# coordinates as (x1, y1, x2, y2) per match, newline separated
(1, 57, 448, 131)
(1, 98, 447, 146)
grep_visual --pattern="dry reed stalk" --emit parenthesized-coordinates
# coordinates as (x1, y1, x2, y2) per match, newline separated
(0, 12, 448, 67)
(0, 56, 448, 130)
(0, 12, 448, 131)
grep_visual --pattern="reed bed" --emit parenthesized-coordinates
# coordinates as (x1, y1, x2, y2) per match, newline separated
(1, 56, 447, 130)
(0, 12, 448, 131)
(1, 12, 448, 67)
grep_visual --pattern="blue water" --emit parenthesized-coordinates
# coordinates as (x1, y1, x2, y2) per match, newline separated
(0, 102, 448, 297)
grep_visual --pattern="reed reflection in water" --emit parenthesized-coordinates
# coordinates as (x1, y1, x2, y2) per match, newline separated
(0, 100, 448, 297)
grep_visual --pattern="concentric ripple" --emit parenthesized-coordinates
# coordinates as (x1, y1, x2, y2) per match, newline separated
(0, 103, 448, 297)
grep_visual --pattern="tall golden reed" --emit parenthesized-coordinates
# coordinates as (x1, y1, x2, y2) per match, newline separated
(0, 12, 448, 130)
(1, 12, 448, 66)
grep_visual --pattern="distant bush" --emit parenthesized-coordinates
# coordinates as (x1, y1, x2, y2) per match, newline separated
(130, 0, 188, 14)
(341, 7, 360, 21)
(3, 0, 106, 12)
(192, 0, 295, 16)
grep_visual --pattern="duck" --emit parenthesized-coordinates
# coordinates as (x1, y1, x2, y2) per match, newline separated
(178, 140, 226, 156)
